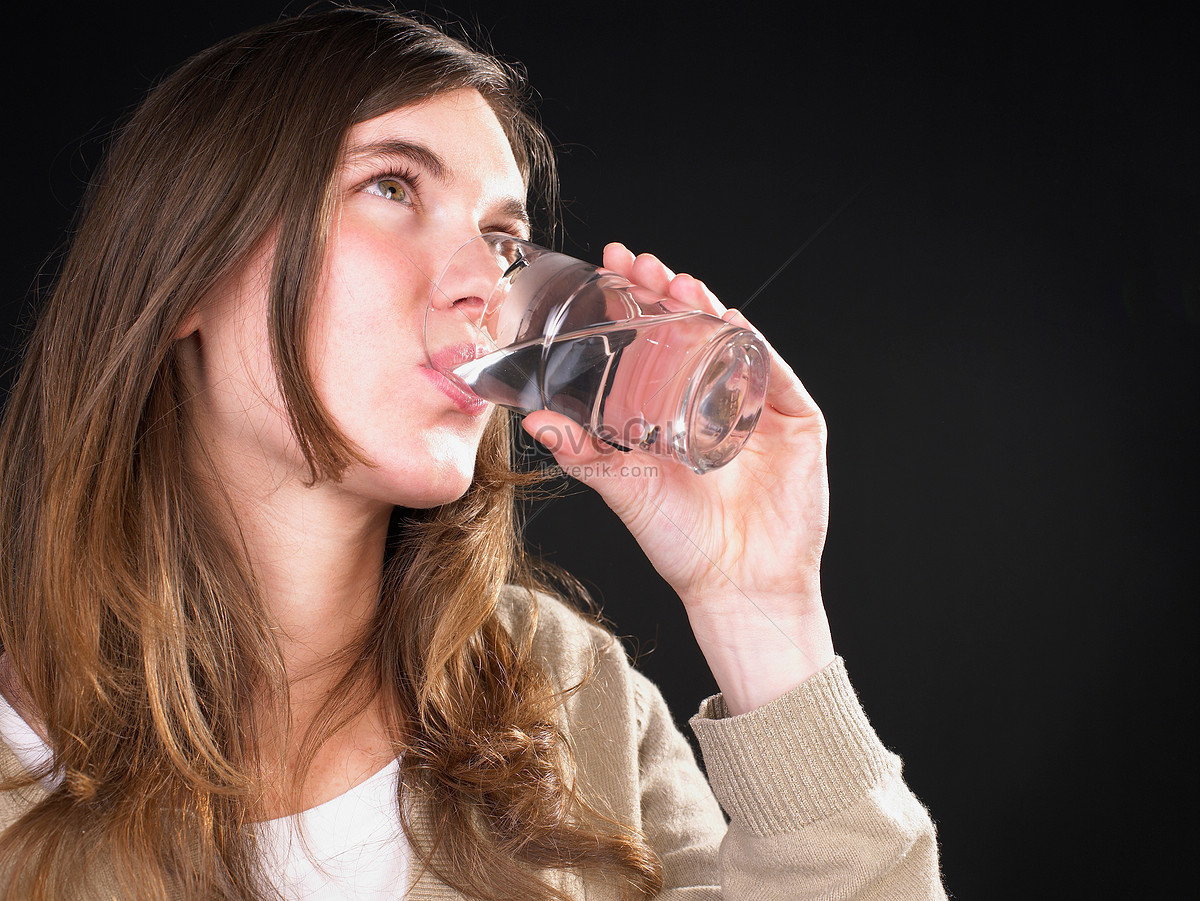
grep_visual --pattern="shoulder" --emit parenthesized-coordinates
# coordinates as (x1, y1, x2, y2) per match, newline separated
(496, 583, 610, 639)
(494, 585, 666, 731)
(0, 736, 46, 836)
(496, 584, 623, 679)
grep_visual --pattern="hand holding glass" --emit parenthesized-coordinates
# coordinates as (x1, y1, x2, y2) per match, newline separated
(424, 235, 769, 474)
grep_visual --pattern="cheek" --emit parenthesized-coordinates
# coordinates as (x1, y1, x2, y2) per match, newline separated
(309, 226, 433, 397)
(306, 228, 463, 459)
(318, 225, 422, 339)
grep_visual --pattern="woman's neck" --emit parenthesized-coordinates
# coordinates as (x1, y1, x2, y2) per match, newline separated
(195, 464, 402, 817)
(194, 451, 391, 666)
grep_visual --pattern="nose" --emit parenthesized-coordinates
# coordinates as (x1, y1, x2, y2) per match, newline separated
(428, 234, 511, 318)
(424, 234, 523, 366)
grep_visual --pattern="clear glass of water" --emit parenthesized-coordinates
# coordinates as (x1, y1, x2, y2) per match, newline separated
(424, 234, 770, 474)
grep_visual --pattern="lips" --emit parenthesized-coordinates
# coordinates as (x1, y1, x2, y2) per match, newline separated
(428, 342, 486, 373)
(424, 343, 490, 415)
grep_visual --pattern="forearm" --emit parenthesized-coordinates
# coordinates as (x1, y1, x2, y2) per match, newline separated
(682, 580, 836, 716)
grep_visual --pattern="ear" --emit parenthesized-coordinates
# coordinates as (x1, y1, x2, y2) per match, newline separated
(174, 310, 201, 341)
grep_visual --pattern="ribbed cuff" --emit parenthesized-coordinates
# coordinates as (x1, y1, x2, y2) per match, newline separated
(688, 657, 899, 835)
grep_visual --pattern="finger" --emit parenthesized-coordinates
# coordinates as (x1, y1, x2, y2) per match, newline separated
(521, 410, 622, 471)
(629, 252, 676, 296)
(602, 242, 636, 276)
(521, 411, 663, 525)
(722, 308, 821, 420)
(668, 272, 727, 317)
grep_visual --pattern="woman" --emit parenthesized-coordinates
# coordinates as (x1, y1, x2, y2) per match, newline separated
(0, 6, 945, 899)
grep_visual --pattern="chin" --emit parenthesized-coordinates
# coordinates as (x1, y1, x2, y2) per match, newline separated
(372, 445, 481, 510)
(342, 421, 494, 510)
(401, 475, 475, 510)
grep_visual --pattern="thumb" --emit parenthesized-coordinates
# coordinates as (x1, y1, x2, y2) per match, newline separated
(521, 411, 660, 512)
(521, 410, 621, 476)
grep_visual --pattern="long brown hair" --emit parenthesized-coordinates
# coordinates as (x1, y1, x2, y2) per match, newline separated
(0, 7, 661, 899)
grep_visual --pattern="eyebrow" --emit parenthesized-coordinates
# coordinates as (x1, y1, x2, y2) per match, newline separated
(345, 138, 450, 182)
(494, 198, 532, 236)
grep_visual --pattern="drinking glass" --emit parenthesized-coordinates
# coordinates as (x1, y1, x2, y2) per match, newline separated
(424, 234, 769, 474)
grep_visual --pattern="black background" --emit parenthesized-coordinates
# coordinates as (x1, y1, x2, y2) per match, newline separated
(3, 2, 1196, 897)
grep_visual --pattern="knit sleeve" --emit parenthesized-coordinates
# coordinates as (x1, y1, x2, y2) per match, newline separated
(688, 657, 947, 900)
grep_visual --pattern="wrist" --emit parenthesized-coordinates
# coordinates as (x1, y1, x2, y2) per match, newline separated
(684, 589, 836, 716)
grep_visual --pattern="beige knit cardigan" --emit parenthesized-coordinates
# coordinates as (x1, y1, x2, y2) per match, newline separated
(1, 591, 946, 899)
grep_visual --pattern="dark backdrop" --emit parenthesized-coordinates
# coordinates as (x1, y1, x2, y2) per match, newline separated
(3, 2, 1196, 897)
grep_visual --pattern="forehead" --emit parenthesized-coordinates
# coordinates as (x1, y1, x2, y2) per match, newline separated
(343, 88, 524, 192)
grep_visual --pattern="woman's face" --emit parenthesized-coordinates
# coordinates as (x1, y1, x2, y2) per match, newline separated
(188, 88, 529, 510)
